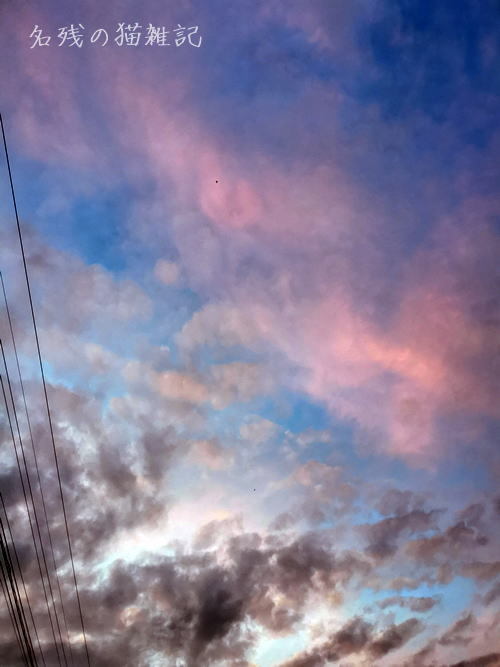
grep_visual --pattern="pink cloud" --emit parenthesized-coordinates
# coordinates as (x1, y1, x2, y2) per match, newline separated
(189, 438, 234, 471)
(5, 19, 498, 468)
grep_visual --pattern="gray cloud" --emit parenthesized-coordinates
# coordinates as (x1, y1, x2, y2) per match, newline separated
(362, 509, 441, 559)
(378, 595, 440, 613)
(280, 616, 423, 666)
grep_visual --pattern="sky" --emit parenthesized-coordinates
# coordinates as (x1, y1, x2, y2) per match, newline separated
(0, 1, 499, 665)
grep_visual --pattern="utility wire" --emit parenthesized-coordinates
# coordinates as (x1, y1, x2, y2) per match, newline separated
(0, 112, 90, 666)
(0, 492, 46, 666)
(0, 505, 37, 665)
(0, 516, 35, 665)
(0, 374, 64, 667)
(1, 270, 68, 665)
(0, 553, 29, 665)
(0, 341, 69, 666)
(0, 544, 30, 666)
(0, 513, 37, 666)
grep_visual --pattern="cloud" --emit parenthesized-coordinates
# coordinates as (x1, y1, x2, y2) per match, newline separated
(239, 416, 279, 446)
(176, 302, 269, 356)
(281, 615, 423, 665)
(208, 362, 276, 408)
(439, 614, 476, 647)
(461, 561, 500, 582)
(405, 519, 488, 568)
(154, 259, 180, 286)
(362, 509, 441, 559)
(0, 226, 152, 364)
(293, 461, 355, 508)
(7, 0, 498, 473)
(123, 351, 276, 409)
(193, 516, 243, 551)
(189, 438, 234, 471)
(406, 609, 500, 666)
(60, 529, 369, 665)
(1, 2, 499, 665)
(376, 488, 426, 517)
(155, 369, 209, 404)
(482, 582, 500, 606)
(369, 617, 423, 658)
(294, 429, 332, 448)
(378, 595, 441, 613)
(449, 653, 500, 667)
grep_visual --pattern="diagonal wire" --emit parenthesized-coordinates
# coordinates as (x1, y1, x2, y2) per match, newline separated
(0, 513, 35, 665)
(0, 496, 38, 665)
(1, 270, 69, 664)
(0, 374, 64, 667)
(0, 492, 46, 666)
(0, 544, 30, 666)
(0, 340, 70, 666)
(0, 112, 91, 666)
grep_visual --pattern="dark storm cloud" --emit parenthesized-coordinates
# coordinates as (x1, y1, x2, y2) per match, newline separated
(35, 530, 369, 666)
(89, 549, 254, 663)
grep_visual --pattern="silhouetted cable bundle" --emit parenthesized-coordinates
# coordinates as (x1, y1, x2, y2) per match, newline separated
(0, 488, 45, 666)
(0, 114, 91, 665)
(0, 503, 38, 666)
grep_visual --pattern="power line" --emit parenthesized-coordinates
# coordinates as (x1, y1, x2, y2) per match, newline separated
(0, 513, 37, 666)
(0, 342, 68, 665)
(0, 511, 36, 665)
(1, 270, 71, 665)
(0, 523, 32, 665)
(0, 492, 46, 666)
(0, 542, 31, 666)
(0, 112, 91, 666)
(0, 374, 64, 666)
